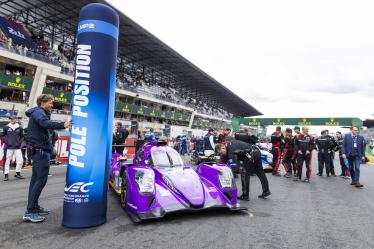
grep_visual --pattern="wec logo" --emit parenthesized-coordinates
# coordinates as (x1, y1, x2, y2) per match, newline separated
(64, 182, 93, 193)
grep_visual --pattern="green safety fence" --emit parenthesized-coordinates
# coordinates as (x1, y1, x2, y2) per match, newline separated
(115, 102, 191, 122)
(232, 117, 363, 131)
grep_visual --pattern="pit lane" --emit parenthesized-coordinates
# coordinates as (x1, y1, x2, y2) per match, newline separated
(1, 156, 374, 249)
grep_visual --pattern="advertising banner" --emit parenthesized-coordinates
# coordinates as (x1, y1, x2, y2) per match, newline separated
(62, 3, 119, 228)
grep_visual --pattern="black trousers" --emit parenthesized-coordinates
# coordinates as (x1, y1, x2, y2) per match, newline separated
(26, 147, 32, 165)
(297, 152, 312, 179)
(2, 148, 7, 169)
(21, 147, 27, 166)
(27, 150, 51, 213)
(282, 148, 293, 173)
(112, 144, 124, 154)
(241, 152, 269, 196)
(329, 151, 335, 175)
(318, 151, 331, 175)
(291, 149, 298, 174)
(271, 147, 281, 172)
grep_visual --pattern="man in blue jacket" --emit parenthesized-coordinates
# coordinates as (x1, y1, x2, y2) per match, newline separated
(23, 94, 72, 223)
(341, 126, 366, 188)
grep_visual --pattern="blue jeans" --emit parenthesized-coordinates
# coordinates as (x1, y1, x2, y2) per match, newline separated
(348, 155, 361, 182)
(27, 150, 51, 213)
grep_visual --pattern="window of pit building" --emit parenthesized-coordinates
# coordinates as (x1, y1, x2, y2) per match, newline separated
(0, 88, 29, 103)
(43, 76, 72, 115)
(0, 57, 35, 103)
(0, 57, 36, 78)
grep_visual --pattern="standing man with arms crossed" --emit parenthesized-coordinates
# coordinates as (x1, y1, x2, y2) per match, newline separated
(23, 94, 72, 223)
(294, 126, 315, 183)
(341, 126, 366, 188)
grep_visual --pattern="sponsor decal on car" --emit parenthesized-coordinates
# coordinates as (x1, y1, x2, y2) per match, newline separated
(208, 187, 218, 193)
(159, 189, 172, 197)
(127, 202, 138, 210)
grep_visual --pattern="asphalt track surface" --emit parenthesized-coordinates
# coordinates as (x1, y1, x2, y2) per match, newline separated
(1, 156, 374, 249)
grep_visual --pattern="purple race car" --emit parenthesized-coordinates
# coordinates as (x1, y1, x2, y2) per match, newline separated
(109, 141, 246, 222)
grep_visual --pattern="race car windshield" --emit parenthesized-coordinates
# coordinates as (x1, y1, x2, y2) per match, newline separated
(151, 149, 184, 167)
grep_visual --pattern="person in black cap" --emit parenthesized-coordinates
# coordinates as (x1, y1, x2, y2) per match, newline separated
(2, 115, 24, 181)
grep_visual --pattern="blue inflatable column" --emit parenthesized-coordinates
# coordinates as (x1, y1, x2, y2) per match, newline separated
(62, 3, 119, 228)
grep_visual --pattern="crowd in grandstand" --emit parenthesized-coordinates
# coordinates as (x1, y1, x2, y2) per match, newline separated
(0, 18, 75, 75)
(116, 67, 233, 120)
(45, 79, 70, 92)
(1, 17, 233, 121)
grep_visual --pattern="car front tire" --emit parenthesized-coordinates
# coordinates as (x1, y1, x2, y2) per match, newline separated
(120, 173, 128, 209)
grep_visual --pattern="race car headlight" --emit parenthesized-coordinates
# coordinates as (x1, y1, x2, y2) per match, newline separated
(218, 170, 233, 188)
(267, 154, 273, 163)
(134, 170, 155, 194)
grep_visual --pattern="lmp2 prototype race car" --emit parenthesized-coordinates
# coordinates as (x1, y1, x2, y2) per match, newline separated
(109, 141, 246, 222)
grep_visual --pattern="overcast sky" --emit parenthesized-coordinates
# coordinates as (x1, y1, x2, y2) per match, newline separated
(108, 0, 374, 119)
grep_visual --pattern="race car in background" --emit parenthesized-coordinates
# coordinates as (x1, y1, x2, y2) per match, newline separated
(109, 141, 246, 222)
(192, 143, 274, 173)
(256, 143, 274, 173)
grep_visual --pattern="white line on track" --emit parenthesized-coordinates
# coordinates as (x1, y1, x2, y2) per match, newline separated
(1, 164, 67, 172)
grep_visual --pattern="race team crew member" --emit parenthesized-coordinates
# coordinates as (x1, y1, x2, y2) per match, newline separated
(144, 128, 156, 142)
(336, 131, 350, 178)
(218, 128, 231, 144)
(271, 126, 284, 176)
(325, 129, 338, 176)
(293, 126, 315, 183)
(315, 130, 334, 177)
(216, 139, 270, 201)
(281, 128, 293, 178)
(112, 121, 129, 154)
(203, 128, 215, 157)
(291, 126, 301, 177)
(2, 116, 25, 181)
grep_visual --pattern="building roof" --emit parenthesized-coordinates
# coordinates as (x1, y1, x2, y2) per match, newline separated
(0, 0, 262, 116)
